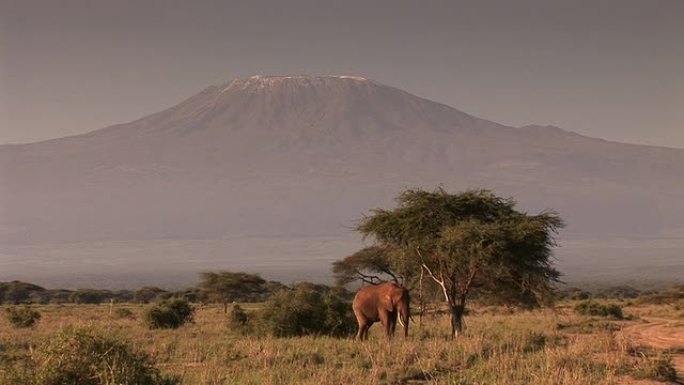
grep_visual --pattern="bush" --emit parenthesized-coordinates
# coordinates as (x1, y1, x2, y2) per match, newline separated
(632, 354, 678, 382)
(228, 304, 250, 334)
(255, 283, 356, 337)
(322, 287, 358, 337)
(557, 287, 591, 301)
(0, 281, 46, 305)
(637, 285, 684, 305)
(144, 298, 194, 329)
(69, 289, 111, 304)
(2, 328, 179, 385)
(5, 307, 41, 328)
(574, 301, 624, 319)
(113, 307, 135, 319)
(229, 304, 248, 326)
(595, 285, 640, 299)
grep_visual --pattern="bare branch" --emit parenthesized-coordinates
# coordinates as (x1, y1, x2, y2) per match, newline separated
(416, 247, 451, 303)
(354, 269, 384, 285)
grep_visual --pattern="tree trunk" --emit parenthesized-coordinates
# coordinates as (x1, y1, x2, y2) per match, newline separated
(449, 304, 465, 338)
(449, 293, 468, 338)
(223, 301, 228, 313)
(418, 267, 424, 330)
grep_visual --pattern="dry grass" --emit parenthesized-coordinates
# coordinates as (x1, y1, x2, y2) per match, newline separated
(0, 302, 679, 385)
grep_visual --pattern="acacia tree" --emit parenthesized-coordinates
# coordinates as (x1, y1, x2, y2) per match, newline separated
(198, 271, 266, 313)
(354, 187, 563, 338)
(332, 246, 403, 285)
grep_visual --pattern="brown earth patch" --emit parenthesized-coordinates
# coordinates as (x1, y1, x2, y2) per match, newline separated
(620, 317, 684, 384)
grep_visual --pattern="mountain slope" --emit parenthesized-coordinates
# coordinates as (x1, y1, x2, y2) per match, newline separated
(1, 75, 683, 287)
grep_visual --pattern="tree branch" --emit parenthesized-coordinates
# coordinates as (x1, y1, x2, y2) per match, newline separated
(354, 269, 383, 285)
(416, 247, 450, 303)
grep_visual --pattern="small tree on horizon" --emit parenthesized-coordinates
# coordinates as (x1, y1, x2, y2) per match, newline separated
(347, 187, 564, 338)
(198, 271, 267, 312)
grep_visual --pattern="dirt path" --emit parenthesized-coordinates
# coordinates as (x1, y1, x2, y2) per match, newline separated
(621, 317, 684, 384)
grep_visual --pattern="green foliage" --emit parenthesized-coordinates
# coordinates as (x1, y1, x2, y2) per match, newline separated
(69, 289, 112, 304)
(345, 187, 564, 336)
(356, 189, 562, 303)
(322, 287, 358, 337)
(2, 328, 179, 385)
(333, 246, 401, 285)
(0, 281, 46, 304)
(5, 307, 41, 328)
(255, 283, 356, 337)
(198, 271, 267, 307)
(574, 301, 624, 319)
(144, 298, 195, 329)
(46, 290, 75, 304)
(134, 287, 170, 304)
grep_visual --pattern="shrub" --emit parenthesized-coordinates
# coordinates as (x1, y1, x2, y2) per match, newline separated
(595, 285, 641, 299)
(144, 298, 194, 329)
(523, 333, 547, 353)
(229, 304, 248, 326)
(5, 307, 41, 328)
(574, 301, 624, 319)
(255, 283, 356, 337)
(632, 354, 678, 382)
(228, 304, 251, 334)
(113, 307, 135, 319)
(322, 288, 358, 337)
(2, 328, 179, 385)
(557, 287, 591, 300)
(134, 287, 170, 304)
(637, 285, 684, 305)
(0, 281, 46, 304)
(69, 289, 111, 304)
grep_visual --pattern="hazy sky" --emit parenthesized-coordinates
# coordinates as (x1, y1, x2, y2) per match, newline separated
(1, 0, 682, 147)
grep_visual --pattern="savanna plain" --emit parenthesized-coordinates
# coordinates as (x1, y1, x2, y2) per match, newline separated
(1, 294, 683, 385)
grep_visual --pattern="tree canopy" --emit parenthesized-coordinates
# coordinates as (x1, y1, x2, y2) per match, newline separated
(198, 271, 267, 312)
(345, 187, 564, 338)
(332, 246, 402, 285)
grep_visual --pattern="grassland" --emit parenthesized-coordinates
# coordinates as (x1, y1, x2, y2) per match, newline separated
(0, 301, 682, 385)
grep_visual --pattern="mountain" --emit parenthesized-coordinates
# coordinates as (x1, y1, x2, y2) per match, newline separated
(1, 75, 683, 288)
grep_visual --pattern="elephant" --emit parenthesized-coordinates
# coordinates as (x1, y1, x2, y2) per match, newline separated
(352, 282, 410, 341)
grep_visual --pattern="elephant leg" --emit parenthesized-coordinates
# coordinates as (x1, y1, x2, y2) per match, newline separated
(379, 310, 392, 342)
(355, 319, 369, 340)
(390, 310, 398, 335)
(354, 307, 372, 341)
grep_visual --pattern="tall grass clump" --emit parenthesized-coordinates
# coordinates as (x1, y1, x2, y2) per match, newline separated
(574, 300, 624, 319)
(144, 298, 194, 329)
(0, 328, 179, 385)
(4, 306, 41, 328)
